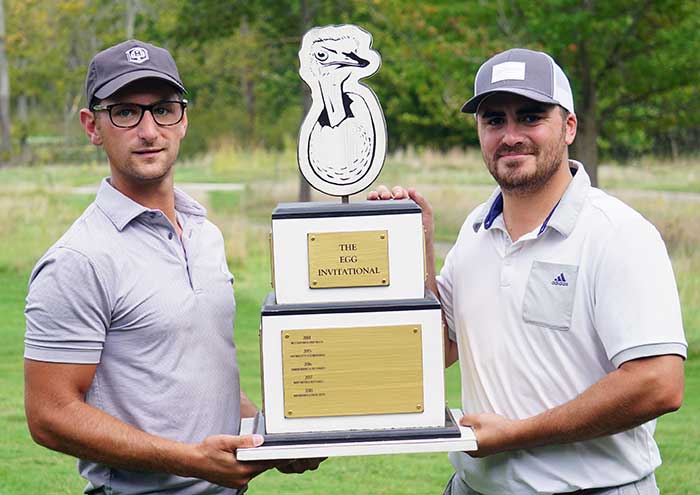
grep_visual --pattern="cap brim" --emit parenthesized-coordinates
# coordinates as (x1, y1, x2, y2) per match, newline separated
(94, 69, 186, 100)
(461, 88, 559, 114)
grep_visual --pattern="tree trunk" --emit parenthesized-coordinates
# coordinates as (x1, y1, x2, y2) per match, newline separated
(17, 94, 28, 160)
(126, 0, 137, 39)
(572, 108, 598, 188)
(571, 40, 598, 187)
(297, 0, 316, 202)
(298, 88, 312, 202)
(0, 0, 11, 162)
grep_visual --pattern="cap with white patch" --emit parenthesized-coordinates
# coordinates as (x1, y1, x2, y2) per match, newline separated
(85, 39, 186, 108)
(461, 48, 574, 114)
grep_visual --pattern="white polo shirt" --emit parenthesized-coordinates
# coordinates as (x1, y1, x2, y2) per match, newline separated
(437, 161, 686, 494)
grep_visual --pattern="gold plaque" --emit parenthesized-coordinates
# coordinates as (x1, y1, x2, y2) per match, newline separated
(282, 325, 424, 418)
(307, 230, 389, 289)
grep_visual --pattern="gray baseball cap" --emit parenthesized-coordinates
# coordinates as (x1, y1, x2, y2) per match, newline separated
(85, 39, 186, 107)
(461, 48, 574, 114)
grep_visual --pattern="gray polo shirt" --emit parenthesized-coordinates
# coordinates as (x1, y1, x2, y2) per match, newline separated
(25, 179, 241, 495)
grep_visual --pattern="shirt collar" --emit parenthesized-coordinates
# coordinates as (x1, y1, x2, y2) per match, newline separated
(543, 160, 590, 237)
(95, 178, 207, 231)
(472, 160, 590, 238)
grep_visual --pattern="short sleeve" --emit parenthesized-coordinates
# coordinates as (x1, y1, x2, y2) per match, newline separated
(25, 248, 111, 364)
(594, 220, 687, 367)
(437, 246, 457, 342)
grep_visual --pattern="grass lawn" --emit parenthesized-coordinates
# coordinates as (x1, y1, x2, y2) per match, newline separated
(0, 153, 698, 494)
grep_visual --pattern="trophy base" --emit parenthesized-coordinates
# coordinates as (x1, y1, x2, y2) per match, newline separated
(236, 408, 477, 460)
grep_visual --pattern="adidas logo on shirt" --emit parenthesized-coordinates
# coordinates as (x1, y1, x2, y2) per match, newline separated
(551, 273, 568, 287)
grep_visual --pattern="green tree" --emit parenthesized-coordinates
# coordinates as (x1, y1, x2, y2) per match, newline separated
(170, 0, 354, 199)
(481, 0, 700, 185)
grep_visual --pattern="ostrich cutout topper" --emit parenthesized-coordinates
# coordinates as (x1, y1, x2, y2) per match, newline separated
(298, 25, 387, 198)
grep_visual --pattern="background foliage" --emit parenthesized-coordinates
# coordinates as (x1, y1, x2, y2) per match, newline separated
(2, 0, 700, 181)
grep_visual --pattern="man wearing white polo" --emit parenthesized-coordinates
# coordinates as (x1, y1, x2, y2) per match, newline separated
(371, 48, 686, 494)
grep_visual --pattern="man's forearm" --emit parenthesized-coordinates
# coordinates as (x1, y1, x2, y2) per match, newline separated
(29, 396, 199, 477)
(466, 355, 684, 456)
(518, 355, 683, 447)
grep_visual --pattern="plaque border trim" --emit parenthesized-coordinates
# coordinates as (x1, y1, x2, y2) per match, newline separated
(262, 291, 440, 316)
(272, 199, 420, 220)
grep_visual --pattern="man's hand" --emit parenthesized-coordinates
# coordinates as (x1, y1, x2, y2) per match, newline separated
(459, 355, 685, 459)
(367, 185, 456, 362)
(459, 413, 519, 458)
(276, 457, 326, 474)
(367, 184, 409, 201)
(188, 434, 276, 489)
(367, 184, 435, 276)
(367, 185, 434, 241)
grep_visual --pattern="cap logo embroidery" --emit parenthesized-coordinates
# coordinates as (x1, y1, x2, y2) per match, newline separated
(491, 61, 526, 83)
(125, 47, 149, 64)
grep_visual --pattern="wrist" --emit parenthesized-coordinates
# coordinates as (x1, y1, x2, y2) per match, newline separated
(169, 441, 203, 479)
(510, 415, 546, 451)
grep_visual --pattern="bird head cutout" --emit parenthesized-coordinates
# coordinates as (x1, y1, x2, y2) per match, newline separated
(298, 25, 387, 197)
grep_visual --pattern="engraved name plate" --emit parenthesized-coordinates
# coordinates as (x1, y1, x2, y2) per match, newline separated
(282, 325, 424, 418)
(307, 230, 389, 289)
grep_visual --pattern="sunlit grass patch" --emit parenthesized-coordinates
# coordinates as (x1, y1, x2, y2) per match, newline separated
(600, 156, 700, 193)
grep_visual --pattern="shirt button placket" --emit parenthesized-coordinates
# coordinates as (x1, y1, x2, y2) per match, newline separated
(500, 256, 512, 287)
(500, 234, 514, 287)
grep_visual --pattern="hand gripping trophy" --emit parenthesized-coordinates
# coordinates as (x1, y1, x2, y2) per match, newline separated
(238, 25, 476, 461)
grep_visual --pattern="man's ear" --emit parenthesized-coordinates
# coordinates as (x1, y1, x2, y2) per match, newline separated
(178, 110, 188, 139)
(79, 108, 103, 146)
(565, 112, 577, 146)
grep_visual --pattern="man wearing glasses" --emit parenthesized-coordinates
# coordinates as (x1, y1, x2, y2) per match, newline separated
(24, 40, 319, 494)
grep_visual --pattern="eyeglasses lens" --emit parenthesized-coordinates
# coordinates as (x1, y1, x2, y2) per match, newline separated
(109, 102, 184, 128)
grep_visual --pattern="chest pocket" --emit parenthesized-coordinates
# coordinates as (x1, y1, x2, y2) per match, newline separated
(522, 261, 578, 331)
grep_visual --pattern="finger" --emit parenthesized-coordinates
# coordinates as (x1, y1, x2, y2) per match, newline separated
(276, 461, 300, 474)
(391, 185, 409, 199)
(459, 414, 478, 428)
(374, 184, 390, 194)
(407, 188, 432, 213)
(219, 434, 265, 452)
(372, 184, 391, 200)
(241, 459, 278, 476)
(294, 457, 324, 471)
(303, 457, 325, 470)
(276, 459, 318, 474)
(367, 190, 379, 200)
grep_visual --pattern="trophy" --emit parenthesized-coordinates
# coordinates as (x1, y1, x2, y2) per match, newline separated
(238, 24, 476, 460)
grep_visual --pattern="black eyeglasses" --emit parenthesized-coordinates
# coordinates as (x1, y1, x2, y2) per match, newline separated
(92, 99, 188, 128)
